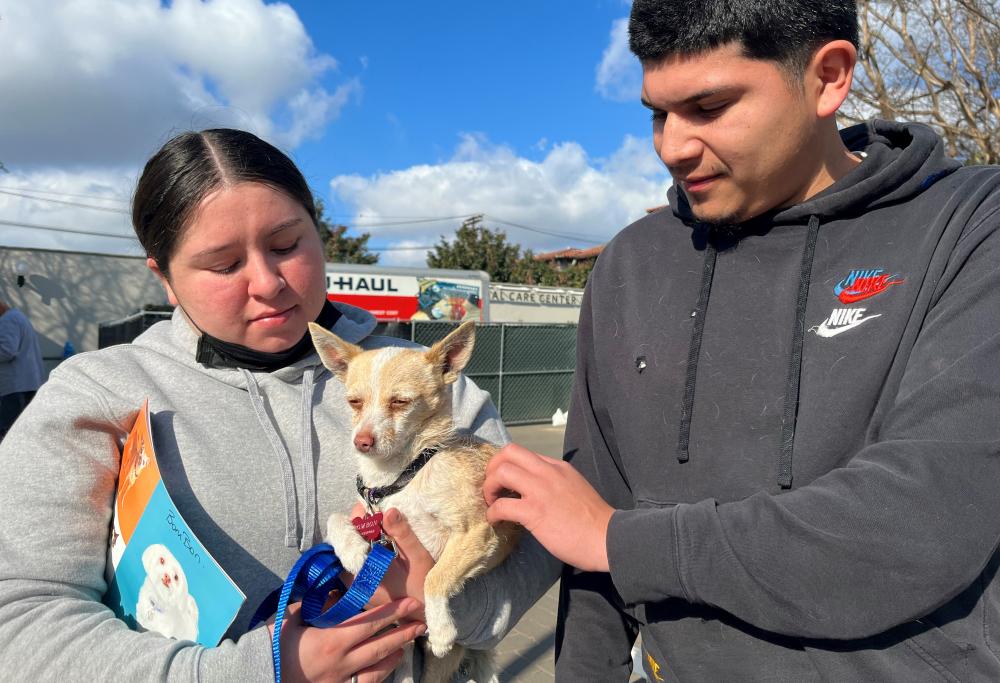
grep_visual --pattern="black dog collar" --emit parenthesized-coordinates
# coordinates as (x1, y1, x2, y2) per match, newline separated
(356, 447, 439, 508)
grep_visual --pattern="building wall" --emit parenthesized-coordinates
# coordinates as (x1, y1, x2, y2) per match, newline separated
(0, 247, 165, 373)
(0, 247, 584, 376)
(488, 283, 583, 323)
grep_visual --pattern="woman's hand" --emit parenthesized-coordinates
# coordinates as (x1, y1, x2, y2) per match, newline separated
(270, 597, 425, 683)
(352, 506, 436, 621)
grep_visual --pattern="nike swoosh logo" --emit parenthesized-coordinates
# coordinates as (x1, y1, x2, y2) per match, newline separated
(809, 313, 882, 337)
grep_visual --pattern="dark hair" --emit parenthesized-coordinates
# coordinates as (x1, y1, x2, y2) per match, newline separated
(132, 129, 318, 275)
(628, 0, 858, 75)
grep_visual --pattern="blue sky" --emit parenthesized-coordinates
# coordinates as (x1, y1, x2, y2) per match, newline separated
(0, 0, 670, 266)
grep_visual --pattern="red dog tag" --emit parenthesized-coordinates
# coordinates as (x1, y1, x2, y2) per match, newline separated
(352, 513, 384, 542)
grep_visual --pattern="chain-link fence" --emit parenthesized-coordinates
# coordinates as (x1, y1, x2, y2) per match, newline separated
(98, 309, 173, 348)
(378, 321, 577, 425)
(99, 312, 577, 426)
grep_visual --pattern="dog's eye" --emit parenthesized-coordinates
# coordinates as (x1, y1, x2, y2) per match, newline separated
(389, 398, 410, 409)
(347, 398, 363, 410)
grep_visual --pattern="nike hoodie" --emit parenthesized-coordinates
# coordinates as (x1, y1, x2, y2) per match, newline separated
(556, 121, 1000, 681)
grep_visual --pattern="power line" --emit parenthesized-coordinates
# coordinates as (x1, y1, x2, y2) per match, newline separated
(349, 215, 474, 228)
(0, 189, 130, 214)
(0, 218, 138, 241)
(0, 217, 431, 251)
(485, 214, 606, 245)
(346, 213, 605, 245)
(0, 184, 131, 204)
(326, 213, 470, 220)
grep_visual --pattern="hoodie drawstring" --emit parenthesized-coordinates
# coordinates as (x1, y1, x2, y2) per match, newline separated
(243, 368, 319, 549)
(677, 240, 718, 463)
(676, 216, 820, 489)
(298, 366, 317, 551)
(778, 215, 821, 489)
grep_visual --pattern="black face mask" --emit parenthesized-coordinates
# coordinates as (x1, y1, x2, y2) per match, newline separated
(194, 300, 342, 372)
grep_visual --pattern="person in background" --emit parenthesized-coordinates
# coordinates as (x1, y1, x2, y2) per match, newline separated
(484, 1, 1000, 680)
(0, 298, 44, 440)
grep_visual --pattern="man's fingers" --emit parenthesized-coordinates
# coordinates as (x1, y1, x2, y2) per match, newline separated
(486, 443, 553, 478)
(486, 496, 528, 526)
(483, 458, 536, 506)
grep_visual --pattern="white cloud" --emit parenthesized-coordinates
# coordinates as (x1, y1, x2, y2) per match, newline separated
(382, 240, 434, 268)
(0, 0, 355, 168)
(595, 17, 641, 102)
(330, 134, 670, 268)
(0, 169, 141, 256)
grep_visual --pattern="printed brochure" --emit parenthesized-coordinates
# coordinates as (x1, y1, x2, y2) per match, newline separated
(103, 399, 245, 646)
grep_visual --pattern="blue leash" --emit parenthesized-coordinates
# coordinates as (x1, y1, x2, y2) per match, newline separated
(250, 543, 396, 682)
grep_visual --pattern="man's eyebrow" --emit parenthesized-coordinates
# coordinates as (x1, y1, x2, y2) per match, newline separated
(642, 87, 737, 109)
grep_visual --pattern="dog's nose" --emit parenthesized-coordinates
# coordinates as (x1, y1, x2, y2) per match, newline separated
(354, 431, 375, 452)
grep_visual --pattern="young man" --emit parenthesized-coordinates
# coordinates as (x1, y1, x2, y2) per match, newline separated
(484, 1, 1000, 680)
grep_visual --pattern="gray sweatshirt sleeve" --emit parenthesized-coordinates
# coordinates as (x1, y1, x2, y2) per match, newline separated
(446, 373, 562, 649)
(555, 284, 640, 681)
(0, 367, 274, 681)
(606, 208, 1000, 639)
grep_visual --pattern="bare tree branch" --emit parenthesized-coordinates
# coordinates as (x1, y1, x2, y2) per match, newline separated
(845, 0, 1000, 164)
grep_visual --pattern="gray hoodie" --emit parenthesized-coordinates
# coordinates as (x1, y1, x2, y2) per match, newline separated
(557, 121, 1000, 681)
(0, 301, 559, 681)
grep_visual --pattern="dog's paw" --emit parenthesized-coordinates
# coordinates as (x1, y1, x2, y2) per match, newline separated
(425, 595, 458, 657)
(325, 513, 370, 574)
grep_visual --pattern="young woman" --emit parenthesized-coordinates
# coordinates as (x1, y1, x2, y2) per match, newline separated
(0, 129, 541, 682)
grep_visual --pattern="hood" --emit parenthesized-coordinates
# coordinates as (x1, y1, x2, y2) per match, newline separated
(129, 300, 379, 551)
(668, 120, 962, 226)
(132, 300, 378, 388)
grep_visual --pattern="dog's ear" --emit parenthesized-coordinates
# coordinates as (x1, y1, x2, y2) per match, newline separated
(426, 320, 477, 384)
(309, 322, 361, 378)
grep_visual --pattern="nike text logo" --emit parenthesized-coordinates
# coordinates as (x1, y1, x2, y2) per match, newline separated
(809, 308, 882, 337)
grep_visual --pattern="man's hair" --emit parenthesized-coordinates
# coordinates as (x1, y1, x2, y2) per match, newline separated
(628, 0, 858, 74)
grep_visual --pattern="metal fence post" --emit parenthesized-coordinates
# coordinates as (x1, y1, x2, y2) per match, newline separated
(497, 323, 506, 421)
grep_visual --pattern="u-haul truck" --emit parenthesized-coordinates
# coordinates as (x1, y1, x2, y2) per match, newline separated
(325, 264, 490, 322)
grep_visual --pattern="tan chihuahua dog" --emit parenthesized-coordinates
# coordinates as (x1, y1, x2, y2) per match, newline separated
(309, 320, 519, 683)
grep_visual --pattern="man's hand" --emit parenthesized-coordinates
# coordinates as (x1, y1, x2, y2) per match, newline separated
(483, 443, 614, 572)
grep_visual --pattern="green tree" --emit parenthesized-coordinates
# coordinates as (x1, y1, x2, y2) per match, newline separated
(314, 198, 378, 264)
(510, 249, 553, 285)
(427, 215, 521, 282)
(511, 249, 596, 288)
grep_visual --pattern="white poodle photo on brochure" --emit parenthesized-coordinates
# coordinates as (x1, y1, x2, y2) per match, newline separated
(135, 543, 200, 642)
